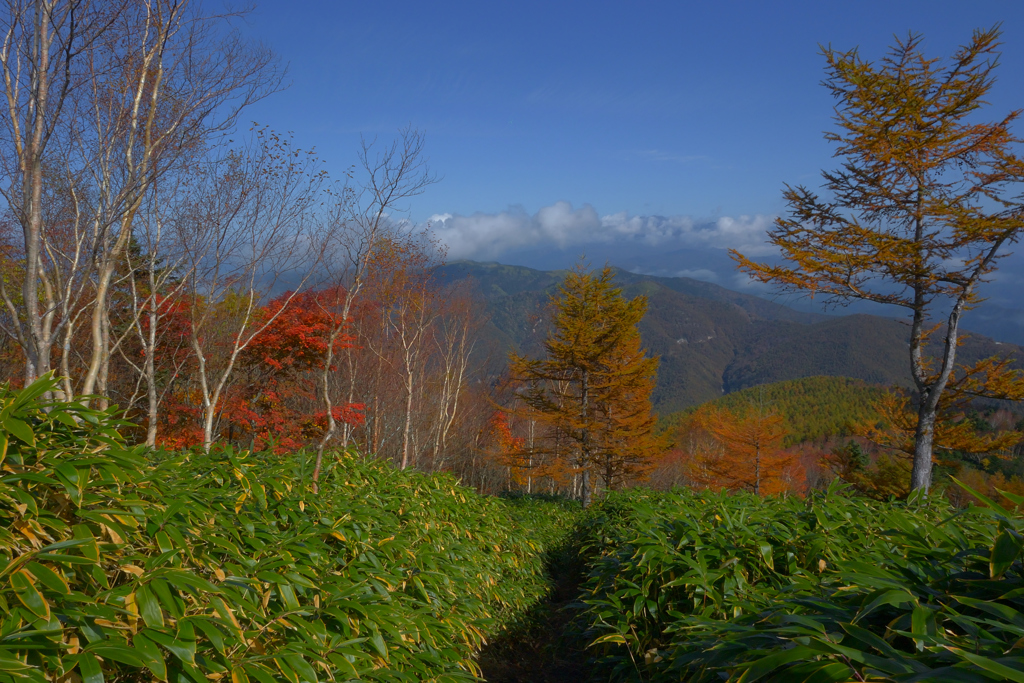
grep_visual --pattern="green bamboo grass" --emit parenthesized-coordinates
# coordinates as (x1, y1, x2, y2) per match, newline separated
(0, 375, 580, 683)
(578, 487, 1024, 682)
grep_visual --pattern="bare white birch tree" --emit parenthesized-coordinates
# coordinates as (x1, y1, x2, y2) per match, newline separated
(311, 129, 435, 488)
(364, 232, 442, 470)
(427, 283, 477, 470)
(179, 131, 327, 451)
(0, 0, 117, 386)
(117, 165, 197, 445)
(0, 0, 281, 396)
(73, 0, 281, 405)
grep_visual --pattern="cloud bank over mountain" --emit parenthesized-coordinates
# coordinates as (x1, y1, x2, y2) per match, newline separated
(418, 200, 1024, 345)
(426, 201, 778, 263)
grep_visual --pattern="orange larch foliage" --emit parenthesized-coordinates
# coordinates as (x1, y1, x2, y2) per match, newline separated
(686, 403, 802, 496)
(730, 28, 1024, 492)
(507, 263, 661, 503)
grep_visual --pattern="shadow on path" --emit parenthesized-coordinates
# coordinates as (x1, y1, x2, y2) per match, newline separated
(477, 533, 597, 682)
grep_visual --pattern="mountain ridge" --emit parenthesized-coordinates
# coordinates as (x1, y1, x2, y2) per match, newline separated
(435, 260, 1024, 413)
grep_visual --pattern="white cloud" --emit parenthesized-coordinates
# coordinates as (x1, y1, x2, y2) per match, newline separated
(425, 201, 778, 261)
(731, 271, 773, 293)
(674, 269, 719, 281)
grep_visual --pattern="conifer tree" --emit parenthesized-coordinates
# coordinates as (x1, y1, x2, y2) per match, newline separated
(508, 263, 660, 505)
(693, 403, 797, 496)
(590, 329, 660, 492)
(732, 28, 1024, 491)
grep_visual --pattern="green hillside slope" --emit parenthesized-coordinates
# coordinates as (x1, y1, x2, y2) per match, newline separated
(660, 375, 886, 444)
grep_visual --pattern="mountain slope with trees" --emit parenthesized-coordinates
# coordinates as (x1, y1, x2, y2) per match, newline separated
(660, 375, 887, 445)
(437, 261, 1024, 413)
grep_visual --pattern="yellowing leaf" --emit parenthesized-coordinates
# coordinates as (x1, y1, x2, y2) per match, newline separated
(102, 524, 124, 545)
(94, 618, 130, 629)
(11, 570, 49, 619)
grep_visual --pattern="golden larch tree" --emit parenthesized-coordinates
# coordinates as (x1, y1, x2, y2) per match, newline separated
(732, 28, 1024, 492)
(589, 324, 661, 492)
(690, 403, 798, 495)
(508, 263, 660, 505)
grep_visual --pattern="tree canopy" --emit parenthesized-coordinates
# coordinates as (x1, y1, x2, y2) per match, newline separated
(508, 263, 660, 505)
(732, 27, 1024, 491)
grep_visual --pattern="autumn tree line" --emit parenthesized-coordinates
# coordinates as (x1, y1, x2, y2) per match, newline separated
(0, 0, 661, 500)
(1, 4, 1024, 503)
(0, 0, 501, 490)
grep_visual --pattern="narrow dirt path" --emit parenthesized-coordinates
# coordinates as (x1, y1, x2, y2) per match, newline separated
(477, 542, 596, 682)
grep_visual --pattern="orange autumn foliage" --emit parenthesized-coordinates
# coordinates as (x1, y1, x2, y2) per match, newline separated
(507, 263, 661, 502)
(858, 387, 1024, 469)
(680, 403, 802, 496)
(157, 288, 365, 452)
(486, 410, 576, 492)
(947, 467, 1024, 510)
(730, 28, 1024, 492)
(488, 412, 527, 486)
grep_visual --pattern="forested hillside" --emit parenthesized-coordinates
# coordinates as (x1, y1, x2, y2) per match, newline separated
(439, 261, 1024, 413)
(660, 375, 886, 445)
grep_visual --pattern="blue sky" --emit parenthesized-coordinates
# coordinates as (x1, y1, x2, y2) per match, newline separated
(240, 1, 1024, 340)
(244, 0, 1023, 217)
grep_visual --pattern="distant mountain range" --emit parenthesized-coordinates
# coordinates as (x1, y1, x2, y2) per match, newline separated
(476, 242, 1024, 346)
(436, 261, 1024, 414)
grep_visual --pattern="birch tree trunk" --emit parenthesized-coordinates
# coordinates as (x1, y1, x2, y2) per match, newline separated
(0, 0, 101, 387)
(76, 0, 281, 404)
(313, 129, 434, 486)
(180, 135, 326, 451)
